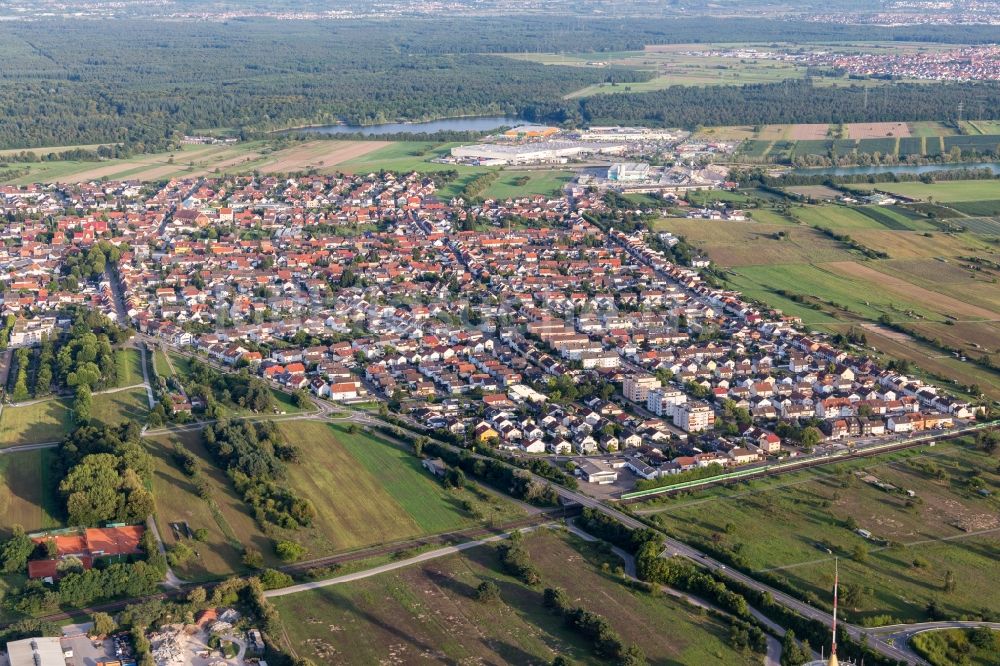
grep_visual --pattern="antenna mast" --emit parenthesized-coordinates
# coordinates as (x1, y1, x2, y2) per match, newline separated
(831, 558, 839, 660)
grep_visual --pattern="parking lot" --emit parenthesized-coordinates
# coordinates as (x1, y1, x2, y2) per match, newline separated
(61, 624, 132, 666)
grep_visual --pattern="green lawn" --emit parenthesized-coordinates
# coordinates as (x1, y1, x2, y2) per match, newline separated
(114, 348, 145, 387)
(0, 448, 61, 536)
(912, 628, 1000, 666)
(0, 387, 152, 446)
(643, 439, 1000, 624)
(484, 169, 572, 200)
(272, 529, 759, 665)
(152, 349, 172, 378)
(0, 399, 74, 446)
(91, 387, 150, 425)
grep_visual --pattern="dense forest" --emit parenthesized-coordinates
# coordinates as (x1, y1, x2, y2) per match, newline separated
(1, 17, 998, 149)
(557, 81, 1000, 128)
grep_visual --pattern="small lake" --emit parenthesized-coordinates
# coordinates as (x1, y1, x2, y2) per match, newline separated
(284, 116, 521, 137)
(790, 161, 1000, 177)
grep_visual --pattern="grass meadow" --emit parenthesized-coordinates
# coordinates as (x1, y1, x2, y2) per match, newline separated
(642, 439, 1000, 624)
(272, 529, 760, 665)
(151, 422, 524, 580)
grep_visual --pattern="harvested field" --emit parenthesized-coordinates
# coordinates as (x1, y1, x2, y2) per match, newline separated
(823, 261, 997, 320)
(653, 219, 854, 266)
(909, 321, 1000, 354)
(696, 125, 757, 141)
(863, 327, 1000, 399)
(877, 258, 1000, 314)
(786, 185, 841, 200)
(845, 122, 910, 139)
(847, 229, 994, 259)
(260, 140, 389, 173)
(788, 123, 830, 140)
(757, 125, 791, 140)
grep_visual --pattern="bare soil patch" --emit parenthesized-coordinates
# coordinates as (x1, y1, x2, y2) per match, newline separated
(788, 124, 830, 140)
(846, 122, 911, 139)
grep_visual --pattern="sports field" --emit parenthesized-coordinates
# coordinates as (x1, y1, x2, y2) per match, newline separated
(641, 439, 1000, 625)
(272, 528, 759, 665)
(0, 448, 61, 536)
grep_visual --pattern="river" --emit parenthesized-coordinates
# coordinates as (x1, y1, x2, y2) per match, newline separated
(790, 161, 1000, 177)
(283, 115, 521, 137)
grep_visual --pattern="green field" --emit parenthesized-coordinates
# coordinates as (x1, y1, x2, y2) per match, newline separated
(0, 448, 61, 537)
(657, 187, 1000, 398)
(152, 349, 173, 378)
(114, 348, 145, 388)
(91, 388, 150, 425)
(508, 43, 945, 99)
(484, 169, 572, 199)
(729, 263, 942, 323)
(791, 204, 888, 230)
(270, 422, 521, 556)
(854, 180, 1000, 203)
(641, 439, 1000, 625)
(337, 141, 491, 197)
(272, 528, 759, 665)
(0, 387, 150, 447)
(152, 422, 524, 578)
